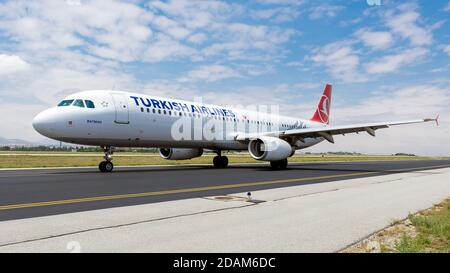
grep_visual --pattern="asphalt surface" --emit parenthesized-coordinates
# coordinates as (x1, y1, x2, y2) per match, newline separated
(1, 160, 449, 222)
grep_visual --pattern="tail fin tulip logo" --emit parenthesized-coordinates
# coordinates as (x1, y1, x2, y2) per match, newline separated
(318, 95, 330, 124)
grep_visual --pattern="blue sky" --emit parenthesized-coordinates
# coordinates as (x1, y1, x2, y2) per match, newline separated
(0, 0, 449, 155)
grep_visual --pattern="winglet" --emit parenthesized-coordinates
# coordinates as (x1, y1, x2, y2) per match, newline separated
(424, 114, 439, 126)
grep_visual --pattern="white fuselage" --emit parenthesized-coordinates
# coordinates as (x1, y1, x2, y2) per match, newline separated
(32, 90, 325, 150)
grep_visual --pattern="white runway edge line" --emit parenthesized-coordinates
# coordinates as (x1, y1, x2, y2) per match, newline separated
(0, 167, 449, 252)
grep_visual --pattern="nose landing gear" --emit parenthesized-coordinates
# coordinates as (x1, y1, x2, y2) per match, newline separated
(213, 150, 229, 168)
(99, 146, 114, 172)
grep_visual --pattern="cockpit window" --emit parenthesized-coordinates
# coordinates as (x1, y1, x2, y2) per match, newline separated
(85, 100, 95, 109)
(73, 99, 85, 108)
(57, 100, 74, 107)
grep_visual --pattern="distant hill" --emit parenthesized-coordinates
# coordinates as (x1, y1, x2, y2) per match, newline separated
(0, 137, 59, 146)
(0, 137, 35, 146)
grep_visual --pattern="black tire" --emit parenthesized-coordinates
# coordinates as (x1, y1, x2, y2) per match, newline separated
(270, 159, 288, 170)
(213, 156, 221, 168)
(99, 161, 106, 172)
(220, 156, 228, 168)
(270, 161, 279, 169)
(279, 158, 288, 170)
(213, 156, 229, 168)
(104, 161, 114, 172)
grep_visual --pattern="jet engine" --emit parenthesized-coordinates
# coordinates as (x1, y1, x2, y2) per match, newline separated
(248, 137, 293, 161)
(159, 148, 203, 160)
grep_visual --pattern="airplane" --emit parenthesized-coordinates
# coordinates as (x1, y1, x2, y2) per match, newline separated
(32, 84, 438, 172)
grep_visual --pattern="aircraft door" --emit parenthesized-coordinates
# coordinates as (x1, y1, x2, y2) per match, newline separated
(110, 93, 130, 124)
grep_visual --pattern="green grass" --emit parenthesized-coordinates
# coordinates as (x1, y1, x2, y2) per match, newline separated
(0, 153, 447, 168)
(395, 199, 450, 253)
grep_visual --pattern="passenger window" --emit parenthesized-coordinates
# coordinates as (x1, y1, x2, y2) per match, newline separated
(73, 99, 85, 108)
(85, 100, 95, 108)
(58, 100, 74, 107)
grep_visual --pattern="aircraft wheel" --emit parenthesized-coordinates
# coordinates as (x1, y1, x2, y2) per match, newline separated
(278, 158, 288, 170)
(270, 159, 288, 170)
(99, 161, 113, 172)
(213, 156, 221, 168)
(220, 156, 229, 168)
(213, 156, 228, 168)
(99, 161, 106, 172)
(104, 161, 114, 172)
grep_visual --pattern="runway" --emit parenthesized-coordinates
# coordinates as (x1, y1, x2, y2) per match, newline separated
(1, 160, 449, 222)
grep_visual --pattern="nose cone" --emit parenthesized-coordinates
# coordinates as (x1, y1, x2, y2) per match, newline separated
(32, 109, 57, 137)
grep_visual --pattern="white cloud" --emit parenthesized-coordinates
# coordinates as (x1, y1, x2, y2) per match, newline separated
(0, 0, 293, 65)
(443, 44, 450, 56)
(148, 0, 241, 29)
(150, 12, 197, 40)
(144, 34, 197, 62)
(178, 63, 276, 83)
(444, 2, 450, 11)
(238, 64, 275, 76)
(292, 82, 321, 90)
(17, 67, 137, 105)
(309, 4, 344, 20)
(0, 54, 30, 75)
(334, 85, 448, 121)
(286, 61, 302, 67)
(0, 0, 153, 62)
(187, 33, 207, 44)
(177, 65, 241, 82)
(0, 103, 46, 141)
(255, 0, 304, 5)
(365, 47, 428, 74)
(310, 41, 367, 83)
(251, 7, 300, 23)
(384, 3, 433, 46)
(355, 29, 394, 50)
(202, 23, 295, 60)
(146, 1, 295, 61)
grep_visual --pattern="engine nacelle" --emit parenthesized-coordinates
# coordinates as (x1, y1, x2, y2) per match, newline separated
(159, 148, 203, 160)
(248, 137, 293, 161)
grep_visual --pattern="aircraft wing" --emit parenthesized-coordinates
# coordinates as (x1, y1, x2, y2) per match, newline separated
(235, 117, 438, 143)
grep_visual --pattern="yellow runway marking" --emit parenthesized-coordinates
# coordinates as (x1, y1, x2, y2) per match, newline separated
(0, 165, 448, 211)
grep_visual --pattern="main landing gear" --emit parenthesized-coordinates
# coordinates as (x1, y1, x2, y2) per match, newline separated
(99, 146, 114, 173)
(213, 150, 229, 168)
(270, 158, 288, 170)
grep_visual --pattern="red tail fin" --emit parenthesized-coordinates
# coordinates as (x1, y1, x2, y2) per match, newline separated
(310, 84, 332, 124)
